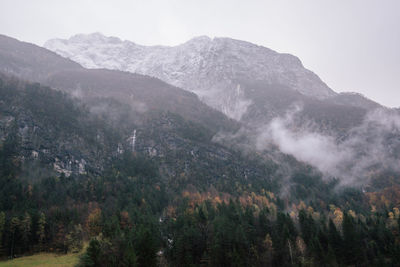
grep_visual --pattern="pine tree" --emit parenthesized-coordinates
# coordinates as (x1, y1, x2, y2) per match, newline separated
(84, 238, 101, 267)
(122, 243, 138, 267)
(20, 212, 32, 251)
(328, 219, 342, 262)
(36, 212, 46, 250)
(342, 212, 361, 265)
(65, 224, 84, 253)
(0, 212, 5, 246)
(10, 216, 20, 258)
(135, 227, 158, 267)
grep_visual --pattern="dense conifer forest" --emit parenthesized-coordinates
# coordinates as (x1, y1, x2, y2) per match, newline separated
(1, 76, 400, 266)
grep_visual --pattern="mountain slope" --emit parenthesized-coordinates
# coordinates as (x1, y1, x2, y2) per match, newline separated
(0, 34, 82, 81)
(46, 68, 238, 134)
(42, 33, 400, 189)
(0, 35, 291, 195)
(0, 73, 277, 191)
(0, 73, 119, 177)
(0, 34, 237, 134)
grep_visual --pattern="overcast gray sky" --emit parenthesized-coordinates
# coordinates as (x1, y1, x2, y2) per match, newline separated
(1, 0, 399, 107)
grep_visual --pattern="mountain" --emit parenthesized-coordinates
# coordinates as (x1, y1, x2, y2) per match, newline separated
(0, 34, 238, 134)
(1, 33, 400, 266)
(0, 35, 266, 182)
(45, 33, 336, 121)
(44, 33, 387, 135)
(2, 34, 311, 196)
(43, 33, 400, 189)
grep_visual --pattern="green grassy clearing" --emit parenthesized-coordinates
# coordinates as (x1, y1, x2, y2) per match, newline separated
(0, 252, 80, 267)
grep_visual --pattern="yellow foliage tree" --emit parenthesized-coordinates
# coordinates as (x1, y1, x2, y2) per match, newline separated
(86, 208, 102, 237)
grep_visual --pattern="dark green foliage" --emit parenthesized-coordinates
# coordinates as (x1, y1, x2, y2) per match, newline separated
(1, 75, 400, 267)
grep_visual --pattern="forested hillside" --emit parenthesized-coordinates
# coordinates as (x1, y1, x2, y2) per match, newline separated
(1, 74, 400, 266)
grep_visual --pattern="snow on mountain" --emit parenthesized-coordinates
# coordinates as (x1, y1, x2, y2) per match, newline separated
(44, 33, 336, 120)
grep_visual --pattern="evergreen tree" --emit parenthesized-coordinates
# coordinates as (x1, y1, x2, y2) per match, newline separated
(20, 212, 32, 251)
(135, 227, 158, 267)
(10, 216, 20, 258)
(36, 212, 46, 250)
(328, 219, 342, 262)
(0, 211, 5, 247)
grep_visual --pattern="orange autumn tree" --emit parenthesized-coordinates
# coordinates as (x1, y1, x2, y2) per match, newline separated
(86, 208, 102, 237)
